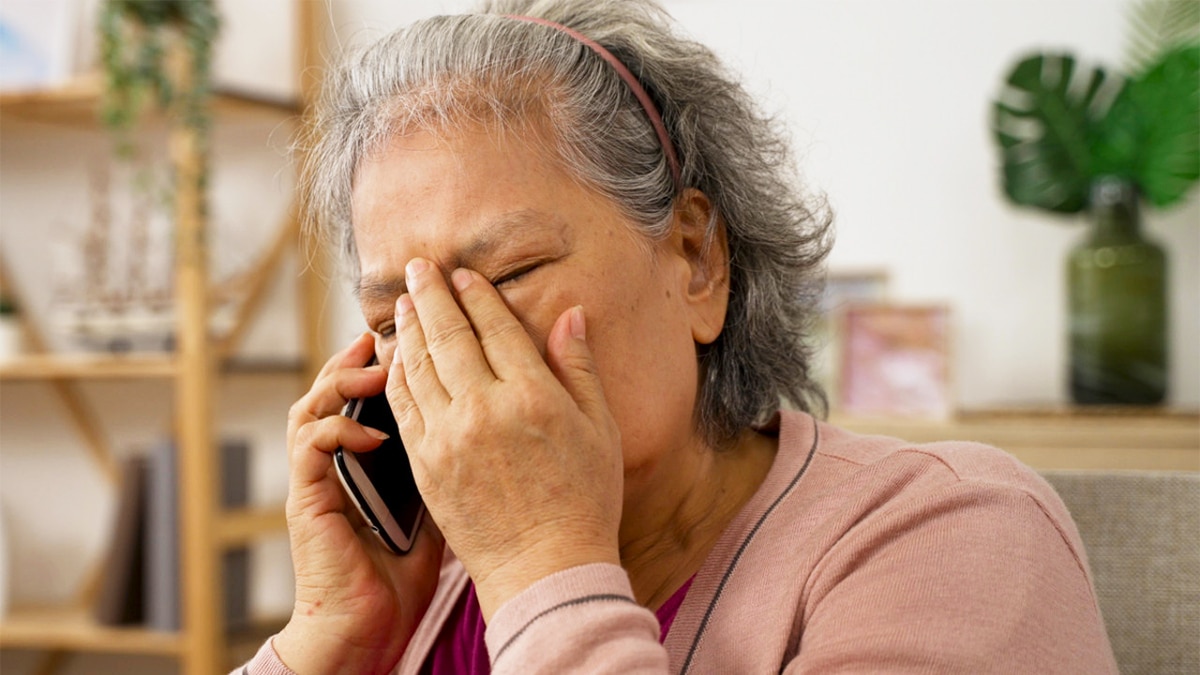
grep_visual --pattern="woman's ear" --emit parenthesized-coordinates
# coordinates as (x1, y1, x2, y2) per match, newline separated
(670, 188, 729, 345)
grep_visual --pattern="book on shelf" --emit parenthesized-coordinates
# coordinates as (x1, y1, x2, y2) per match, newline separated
(144, 437, 178, 631)
(94, 455, 148, 625)
(220, 439, 251, 633)
(97, 438, 253, 631)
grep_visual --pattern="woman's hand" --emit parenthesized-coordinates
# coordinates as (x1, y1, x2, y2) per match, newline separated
(274, 334, 445, 675)
(387, 259, 624, 621)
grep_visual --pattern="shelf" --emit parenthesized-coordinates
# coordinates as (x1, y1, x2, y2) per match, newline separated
(0, 353, 177, 380)
(222, 358, 307, 375)
(217, 504, 288, 549)
(0, 605, 291, 660)
(0, 605, 183, 656)
(0, 74, 301, 129)
(0, 354, 312, 381)
(226, 614, 291, 667)
(956, 405, 1200, 420)
(831, 408, 1200, 472)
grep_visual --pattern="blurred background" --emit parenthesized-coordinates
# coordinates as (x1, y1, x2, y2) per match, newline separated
(0, 1, 1196, 673)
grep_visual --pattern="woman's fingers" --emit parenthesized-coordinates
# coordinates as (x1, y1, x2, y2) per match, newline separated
(450, 268, 548, 380)
(286, 414, 386, 525)
(302, 365, 389, 419)
(385, 335, 426, 445)
(287, 364, 388, 459)
(291, 414, 387, 487)
(397, 258, 492, 401)
(288, 333, 381, 442)
(544, 305, 611, 423)
(314, 331, 376, 383)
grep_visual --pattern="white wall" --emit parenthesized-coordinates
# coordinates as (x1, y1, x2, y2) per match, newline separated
(661, 0, 1198, 408)
(0, 1, 1195, 673)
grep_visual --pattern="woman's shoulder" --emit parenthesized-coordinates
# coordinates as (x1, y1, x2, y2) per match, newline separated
(673, 412, 1112, 673)
(779, 411, 1057, 500)
(771, 410, 1076, 541)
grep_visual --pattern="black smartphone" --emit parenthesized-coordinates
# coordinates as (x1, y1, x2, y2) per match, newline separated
(333, 384, 425, 555)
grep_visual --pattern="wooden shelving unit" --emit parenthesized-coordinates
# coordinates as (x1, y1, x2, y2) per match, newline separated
(0, 605, 289, 660)
(215, 506, 290, 549)
(0, 74, 299, 129)
(0, 353, 179, 380)
(0, 606, 184, 656)
(0, 4, 327, 674)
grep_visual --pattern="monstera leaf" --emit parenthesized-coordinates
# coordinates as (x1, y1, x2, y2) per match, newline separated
(993, 45, 1200, 215)
(992, 54, 1123, 213)
(1118, 45, 1200, 207)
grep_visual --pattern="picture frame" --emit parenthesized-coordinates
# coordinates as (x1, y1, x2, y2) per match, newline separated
(820, 269, 891, 315)
(813, 269, 890, 408)
(838, 304, 953, 419)
(0, 2, 78, 92)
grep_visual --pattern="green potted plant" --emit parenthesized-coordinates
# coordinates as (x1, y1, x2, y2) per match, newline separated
(991, 0, 1199, 405)
(82, 0, 220, 351)
(99, 0, 220, 157)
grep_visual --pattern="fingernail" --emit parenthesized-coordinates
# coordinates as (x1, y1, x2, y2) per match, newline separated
(570, 305, 586, 340)
(451, 268, 473, 292)
(364, 427, 390, 440)
(406, 258, 431, 290)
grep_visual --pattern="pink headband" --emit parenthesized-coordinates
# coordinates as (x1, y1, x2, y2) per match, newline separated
(505, 14, 682, 188)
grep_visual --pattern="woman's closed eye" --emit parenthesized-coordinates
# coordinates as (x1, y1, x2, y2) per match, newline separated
(374, 320, 396, 340)
(365, 258, 552, 337)
(491, 262, 543, 288)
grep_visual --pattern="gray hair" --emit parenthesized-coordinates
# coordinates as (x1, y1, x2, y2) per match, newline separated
(302, 0, 833, 444)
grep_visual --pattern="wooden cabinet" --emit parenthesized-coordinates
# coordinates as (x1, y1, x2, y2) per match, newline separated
(833, 408, 1200, 472)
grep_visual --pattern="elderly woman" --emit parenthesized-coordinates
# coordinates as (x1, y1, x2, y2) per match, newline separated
(242, 1, 1115, 672)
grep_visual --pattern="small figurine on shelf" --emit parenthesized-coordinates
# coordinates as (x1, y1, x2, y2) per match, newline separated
(49, 161, 251, 353)
(50, 162, 175, 352)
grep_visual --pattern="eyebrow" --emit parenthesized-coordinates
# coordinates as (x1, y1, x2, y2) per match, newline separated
(354, 208, 566, 304)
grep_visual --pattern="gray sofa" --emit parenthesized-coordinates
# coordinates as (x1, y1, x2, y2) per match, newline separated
(1040, 470, 1200, 674)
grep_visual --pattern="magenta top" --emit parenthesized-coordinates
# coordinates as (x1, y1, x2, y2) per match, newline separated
(422, 575, 695, 674)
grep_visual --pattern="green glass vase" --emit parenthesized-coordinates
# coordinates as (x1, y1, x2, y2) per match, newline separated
(1067, 178, 1168, 405)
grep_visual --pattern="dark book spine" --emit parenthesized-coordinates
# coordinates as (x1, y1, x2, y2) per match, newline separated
(221, 439, 252, 631)
(142, 437, 253, 632)
(95, 455, 148, 625)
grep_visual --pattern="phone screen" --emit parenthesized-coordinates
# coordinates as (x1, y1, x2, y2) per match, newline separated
(335, 392, 425, 554)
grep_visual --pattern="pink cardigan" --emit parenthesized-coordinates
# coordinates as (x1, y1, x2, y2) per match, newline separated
(243, 410, 1117, 673)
